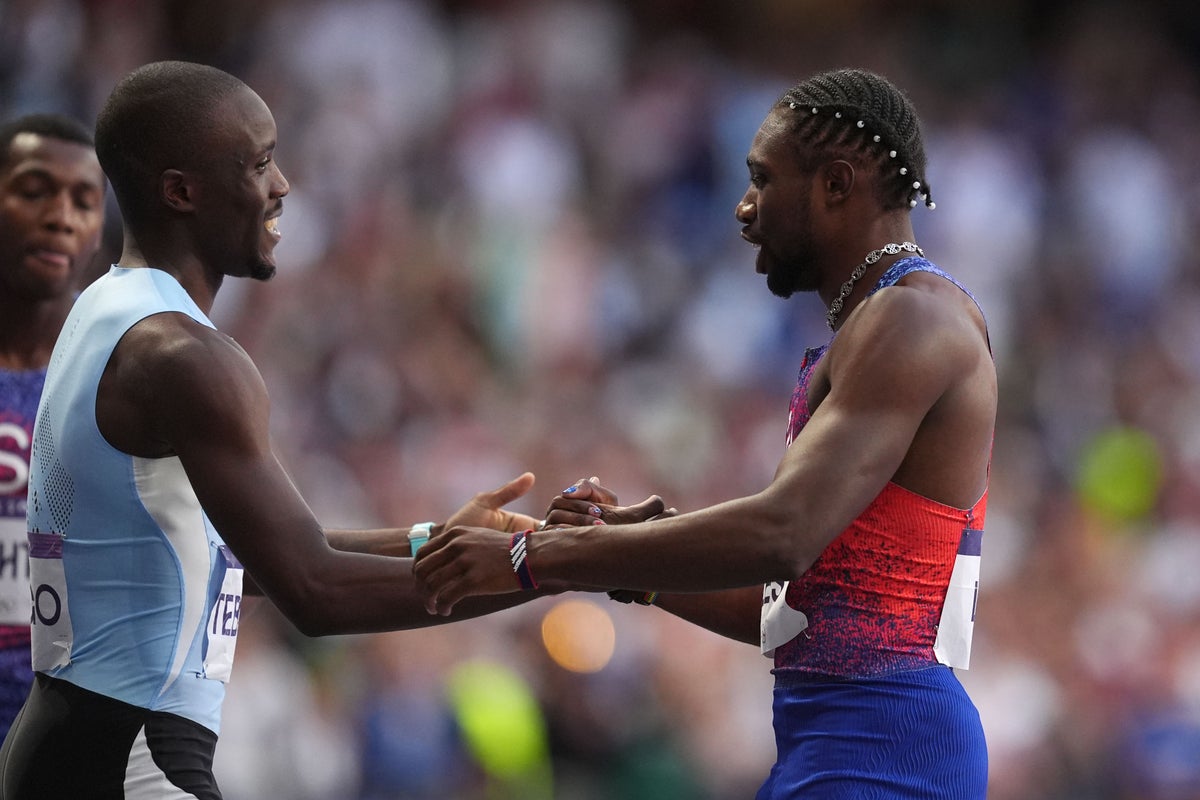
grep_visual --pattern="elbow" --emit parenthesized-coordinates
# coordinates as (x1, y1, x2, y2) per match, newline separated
(753, 498, 820, 580)
(767, 534, 816, 581)
(273, 600, 332, 638)
(266, 577, 340, 638)
(780, 551, 818, 581)
(287, 611, 337, 638)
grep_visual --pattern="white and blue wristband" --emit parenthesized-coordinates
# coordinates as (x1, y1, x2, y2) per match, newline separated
(509, 529, 538, 590)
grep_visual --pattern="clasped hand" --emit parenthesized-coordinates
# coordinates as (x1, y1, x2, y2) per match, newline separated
(413, 476, 670, 615)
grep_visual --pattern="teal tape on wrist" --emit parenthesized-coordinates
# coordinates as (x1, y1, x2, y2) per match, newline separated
(408, 521, 433, 556)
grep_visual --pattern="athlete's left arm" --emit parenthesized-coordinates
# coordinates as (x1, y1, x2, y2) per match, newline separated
(239, 473, 543, 595)
(414, 286, 983, 615)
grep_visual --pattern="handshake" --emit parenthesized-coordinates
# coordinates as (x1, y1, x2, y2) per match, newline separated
(411, 473, 675, 615)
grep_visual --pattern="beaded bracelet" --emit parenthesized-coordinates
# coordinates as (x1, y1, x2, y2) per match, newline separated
(509, 529, 538, 591)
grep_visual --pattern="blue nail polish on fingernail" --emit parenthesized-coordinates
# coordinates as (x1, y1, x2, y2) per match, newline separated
(563, 486, 577, 494)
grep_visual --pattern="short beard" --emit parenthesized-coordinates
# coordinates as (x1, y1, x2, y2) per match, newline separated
(249, 262, 276, 282)
(766, 269, 796, 298)
(765, 257, 819, 299)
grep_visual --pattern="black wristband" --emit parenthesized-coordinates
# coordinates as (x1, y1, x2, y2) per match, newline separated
(607, 590, 658, 605)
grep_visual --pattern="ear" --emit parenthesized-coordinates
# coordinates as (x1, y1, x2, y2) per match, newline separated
(819, 160, 856, 207)
(160, 169, 196, 213)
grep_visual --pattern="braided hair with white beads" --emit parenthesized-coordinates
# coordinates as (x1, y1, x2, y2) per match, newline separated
(777, 69, 935, 212)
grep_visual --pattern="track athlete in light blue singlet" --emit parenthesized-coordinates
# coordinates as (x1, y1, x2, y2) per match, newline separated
(1, 62, 614, 800)
(16, 267, 235, 798)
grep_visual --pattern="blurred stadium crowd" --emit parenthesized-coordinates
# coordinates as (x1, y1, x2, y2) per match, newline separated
(3, 0, 1200, 797)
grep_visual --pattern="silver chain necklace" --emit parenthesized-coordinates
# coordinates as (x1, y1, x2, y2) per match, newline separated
(826, 241, 924, 330)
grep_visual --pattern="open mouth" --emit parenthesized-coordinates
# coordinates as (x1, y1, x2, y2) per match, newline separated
(264, 217, 280, 240)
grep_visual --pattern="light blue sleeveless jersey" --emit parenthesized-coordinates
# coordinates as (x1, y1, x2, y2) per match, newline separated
(25, 266, 243, 735)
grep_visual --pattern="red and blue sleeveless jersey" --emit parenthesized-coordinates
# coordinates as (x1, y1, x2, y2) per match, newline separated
(769, 257, 988, 678)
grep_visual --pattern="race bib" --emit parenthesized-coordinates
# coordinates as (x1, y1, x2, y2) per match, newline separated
(0, 518, 30, 625)
(202, 545, 243, 683)
(29, 531, 72, 670)
(761, 580, 809, 658)
(933, 526, 982, 669)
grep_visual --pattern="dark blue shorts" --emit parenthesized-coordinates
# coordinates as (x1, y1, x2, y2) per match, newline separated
(0, 643, 33, 743)
(756, 665, 987, 799)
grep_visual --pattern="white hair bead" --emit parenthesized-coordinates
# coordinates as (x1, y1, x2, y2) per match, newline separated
(889, 150, 897, 158)
(873, 135, 881, 142)
(899, 167, 908, 175)
(856, 120, 865, 128)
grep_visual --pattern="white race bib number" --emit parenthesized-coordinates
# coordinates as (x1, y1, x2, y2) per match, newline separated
(202, 546, 243, 683)
(933, 527, 982, 669)
(29, 531, 72, 670)
(761, 580, 809, 658)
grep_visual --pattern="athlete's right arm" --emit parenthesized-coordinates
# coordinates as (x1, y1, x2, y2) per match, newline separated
(96, 313, 536, 635)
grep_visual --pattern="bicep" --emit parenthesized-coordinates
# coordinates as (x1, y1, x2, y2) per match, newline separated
(767, 293, 961, 545)
(148, 333, 330, 595)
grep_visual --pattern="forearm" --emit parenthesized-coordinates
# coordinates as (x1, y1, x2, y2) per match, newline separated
(246, 526, 442, 597)
(325, 526, 442, 558)
(529, 491, 806, 593)
(526, 425, 905, 595)
(653, 587, 762, 646)
(276, 546, 540, 635)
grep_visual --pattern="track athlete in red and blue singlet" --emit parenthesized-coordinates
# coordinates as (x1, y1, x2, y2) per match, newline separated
(757, 256, 989, 799)
(411, 68, 998, 800)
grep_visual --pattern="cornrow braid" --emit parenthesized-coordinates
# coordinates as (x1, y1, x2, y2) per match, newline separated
(777, 69, 934, 211)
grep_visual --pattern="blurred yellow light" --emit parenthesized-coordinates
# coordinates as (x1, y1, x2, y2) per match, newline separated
(540, 599, 616, 673)
(446, 660, 551, 789)
(1076, 426, 1162, 524)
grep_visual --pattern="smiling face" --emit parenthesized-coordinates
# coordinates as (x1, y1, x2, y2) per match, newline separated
(0, 134, 105, 302)
(189, 86, 289, 282)
(735, 108, 822, 299)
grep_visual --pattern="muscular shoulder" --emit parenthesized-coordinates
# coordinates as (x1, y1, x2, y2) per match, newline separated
(102, 312, 267, 455)
(828, 273, 991, 409)
(845, 274, 986, 364)
(116, 313, 259, 393)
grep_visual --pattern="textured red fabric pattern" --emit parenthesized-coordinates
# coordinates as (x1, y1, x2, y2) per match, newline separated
(774, 258, 989, 677)
(772, 482, 986, 677)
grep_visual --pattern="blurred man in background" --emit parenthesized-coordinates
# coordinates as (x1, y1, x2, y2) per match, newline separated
(0, 113, 105, 741)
